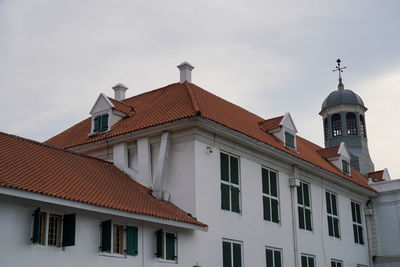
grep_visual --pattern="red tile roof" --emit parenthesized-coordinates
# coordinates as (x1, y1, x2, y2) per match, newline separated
(317, 145, 340, 159)
(368, 170, 384, 182)
(108, 97, 136, 116)
(46, 82, 375, 192)
(258, 116, 284, 132)
(0, 132, 206, 227)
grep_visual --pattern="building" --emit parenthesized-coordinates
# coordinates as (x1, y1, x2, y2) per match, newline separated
(1, 61, 393, 267)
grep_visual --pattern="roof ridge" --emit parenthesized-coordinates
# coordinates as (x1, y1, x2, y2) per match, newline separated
(0, 132, 114, 165)
(184, 82, 201, 115)
(123, 82, 181, 102)
(108, 97, 135, 108)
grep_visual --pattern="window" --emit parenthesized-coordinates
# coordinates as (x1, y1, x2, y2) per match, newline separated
(262, 168, 279, 223)
(360, 115, 366, 138)
(342, 160, 350, 175)
(155, 229, 177, 261)
(297, 182, 312, 231)
(324, 118, 329, 141)
(222, 240, 242, 267)
(220, 152, 241, 213)
(301, 254, 315, 267)
(326, 191, 340, 238)
(31, 208, 76, 247)
(331, 114, 342, 137)
(351, 201, 364, 244)
(346, 113, 357, 135)
(265, 247, 282, 267)
(93, 113, 109, 133)
(285, 132, 295, 149)
(100, 220, 138, 256)
(331, 259, 343, 267)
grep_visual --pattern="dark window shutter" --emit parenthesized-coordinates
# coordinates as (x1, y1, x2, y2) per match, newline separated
(126, 226, 138, 256)
(262, 168, 269, 194)
(231, 186, 240, 213)
(101, 114, 109, 132)
(230, 156, 239, 185)
(232, 243, 242, 267)
(298, 207, 305, 229)
(301, 256, 307, 267)
(266, 249, 273, 267)
(94, 116, 101, 132)
(305, 209, 312, 231)
(101, 220, 112, 251)
(165, 233, 176, 260)
(221, 184, 230, 210)
(271, 199, 279, 223)
(274, 250, 282, 267)
(220, 153, 229, 182)
(263, 196, 271, 221)
(270, 171, 277, 197)
(32, 208, 41, 243)
(222, 241, 232, 267)
(155, 229, 163, 258)
(62, 214, 76, 247)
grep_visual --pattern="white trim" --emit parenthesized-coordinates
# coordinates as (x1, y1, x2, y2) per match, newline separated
(0, 187, 208, 232)
(90, 93, 115, 115)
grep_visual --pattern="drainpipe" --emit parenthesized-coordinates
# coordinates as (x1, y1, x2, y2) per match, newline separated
(289, 165, 300, 267)
(365, 200, 374, 267)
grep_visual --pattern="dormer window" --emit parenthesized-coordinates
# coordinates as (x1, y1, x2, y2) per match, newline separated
(342, 159, 350, 175)
(285, 132, 295, 150)
(93, 114, 109, 133)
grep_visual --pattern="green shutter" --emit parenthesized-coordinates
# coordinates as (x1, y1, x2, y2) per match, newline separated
(101, 114, 109, 132)
(263, 196, 271, 221)
(101, 220, 112, 251)
(155, 229, 163, 258)
(221, 153, 229, 182)
(266, 248, 273, 267)
(231, 186, 240, 213)
(62, 214, 76, 247)
(94, 116, 101, 132)
(32, 208, 41, 243)
(221, 184, 230, 210)
(232, 243, 242, 267)
(230, 156, 239, 185)
(274, 250, 282, 267)
(222, 241, 232, 267)
(262, 168, 269, 194)
(165, 233, 176, 260)
(271, 199, 279, 223)
(126, 226, 138, 256)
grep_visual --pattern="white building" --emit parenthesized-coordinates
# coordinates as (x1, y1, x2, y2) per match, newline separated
(1, 61, 392, 267)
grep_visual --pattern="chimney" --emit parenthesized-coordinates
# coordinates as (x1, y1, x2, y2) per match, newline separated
(112, 83, 128, 101)
(177, 62, 194, 83)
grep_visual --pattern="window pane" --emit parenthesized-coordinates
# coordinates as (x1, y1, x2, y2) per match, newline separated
(351, 202, 356, 222)
(270, 172, 277, 197)
(346, 113, 357, 135)
(353, 224, 359, 243)
(303, 184, 310, 207)
(298, 207, 305, 229)
(301, 256, 307, 267)
(331, 194, 337, 216)
(297, 186, 303, 205)
(331, 262, 335, 267)
(266, 249, 273, 267)
(274, 250, 282, 267)
(332, 113, 342, 136)
(263, 196, 271, 221)
(231, 186, 240, 213)
(327, 216, 333, 236)
(305, 209, 312, 231)
(221, 184, 230, 210)
(356, 204, 361, 224)
(326, 192, 331, 214)
(230, 156, 239, 185)
(233, 243, 242, 267)
(223, 242, 232, 267)
(271, 199, 279, 223)
(308, 257, 315, 267)
(262, 168, 270, 195)
(221, 153, 229, 182)
(358, 225, 364, 244)
(334, 218, 340, 238)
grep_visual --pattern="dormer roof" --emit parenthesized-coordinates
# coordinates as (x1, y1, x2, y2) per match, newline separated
(368, 168, 391, 182)
(258, 116, 284, 132)
(317, 145, 340, 159)
(108, 97, 136, 116)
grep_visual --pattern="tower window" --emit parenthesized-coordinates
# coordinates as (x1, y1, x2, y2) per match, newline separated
(360, 115, 366, 138)
(346, 113, 357, 135)
(324, 118, 329, 141)
(331, 114, 342, 137)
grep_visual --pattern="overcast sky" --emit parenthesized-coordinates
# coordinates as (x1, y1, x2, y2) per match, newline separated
(1, 0, 399, 179)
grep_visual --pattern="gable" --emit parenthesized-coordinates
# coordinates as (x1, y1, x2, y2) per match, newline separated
(90, 93, 114, 115)
(280, 112, 298, 134)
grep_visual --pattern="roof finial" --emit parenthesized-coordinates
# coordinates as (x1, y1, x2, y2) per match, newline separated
(333, 58, 346, 91)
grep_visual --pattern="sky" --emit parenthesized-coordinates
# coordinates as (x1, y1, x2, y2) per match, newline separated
(1, 0, 400, 178)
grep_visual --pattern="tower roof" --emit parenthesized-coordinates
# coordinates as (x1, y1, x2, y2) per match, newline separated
(321, 88, 365, 111)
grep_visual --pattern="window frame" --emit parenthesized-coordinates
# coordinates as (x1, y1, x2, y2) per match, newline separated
(351, 201, 364, 245)
(265, 246, 283, 267)
(99, 221, 139, 257)
(155, 230, 177, 263)
(222, 239, 243, 267)
(297, 181, 313, 231)
(331, 259, 343, 267)
(220, 152, 241, 214)
(47, 213, 62, 247)
(325, 191, 340, 238)
(284, 131, 296, 150)
(342, 160, 350, 176)
(112, 224, 124, 254)
(262, 167, 280, 223)
(301, 254, 316, 267)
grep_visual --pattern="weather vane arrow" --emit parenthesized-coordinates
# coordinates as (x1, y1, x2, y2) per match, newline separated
(333, 58, 346, 90)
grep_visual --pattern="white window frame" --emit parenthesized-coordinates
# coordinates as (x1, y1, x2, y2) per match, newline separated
(32, 211, 64, 247)
(297, 181, 313, 231)
(301, 254, 315, 267)
(262, 167, 280, 223)
(220, 151, 241, 213)
(331, 259, 343, 267)
(326, 190, 340, 238)
(265, 246, 283, 267)
(351, 201, 364, 245)
(222, 239, 243, 267)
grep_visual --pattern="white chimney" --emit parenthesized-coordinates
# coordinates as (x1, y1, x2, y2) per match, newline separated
(177, 62, 194, 83)
(112, 83, 128, 101)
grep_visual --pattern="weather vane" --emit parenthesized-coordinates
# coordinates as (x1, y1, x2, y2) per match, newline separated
(333, 58, 346, 80)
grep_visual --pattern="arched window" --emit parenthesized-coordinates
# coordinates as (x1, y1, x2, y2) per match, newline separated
(331, 114, 342, 137)
(346, 113, 357, 135)
(360, 115, 366, 138)
(324, 118, 329, 141)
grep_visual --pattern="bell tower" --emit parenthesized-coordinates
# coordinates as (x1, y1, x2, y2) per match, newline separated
(319, 59, 374, 176)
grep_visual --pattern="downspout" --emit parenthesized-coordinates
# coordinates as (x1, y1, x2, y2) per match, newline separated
(365, 200, 374, 267)
(289, 165, 300, 267)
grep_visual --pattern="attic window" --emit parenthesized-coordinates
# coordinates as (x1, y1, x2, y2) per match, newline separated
(342, 160, 350, 176)
(94, 114, 109, 133)
(285, 132, 295, 150)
